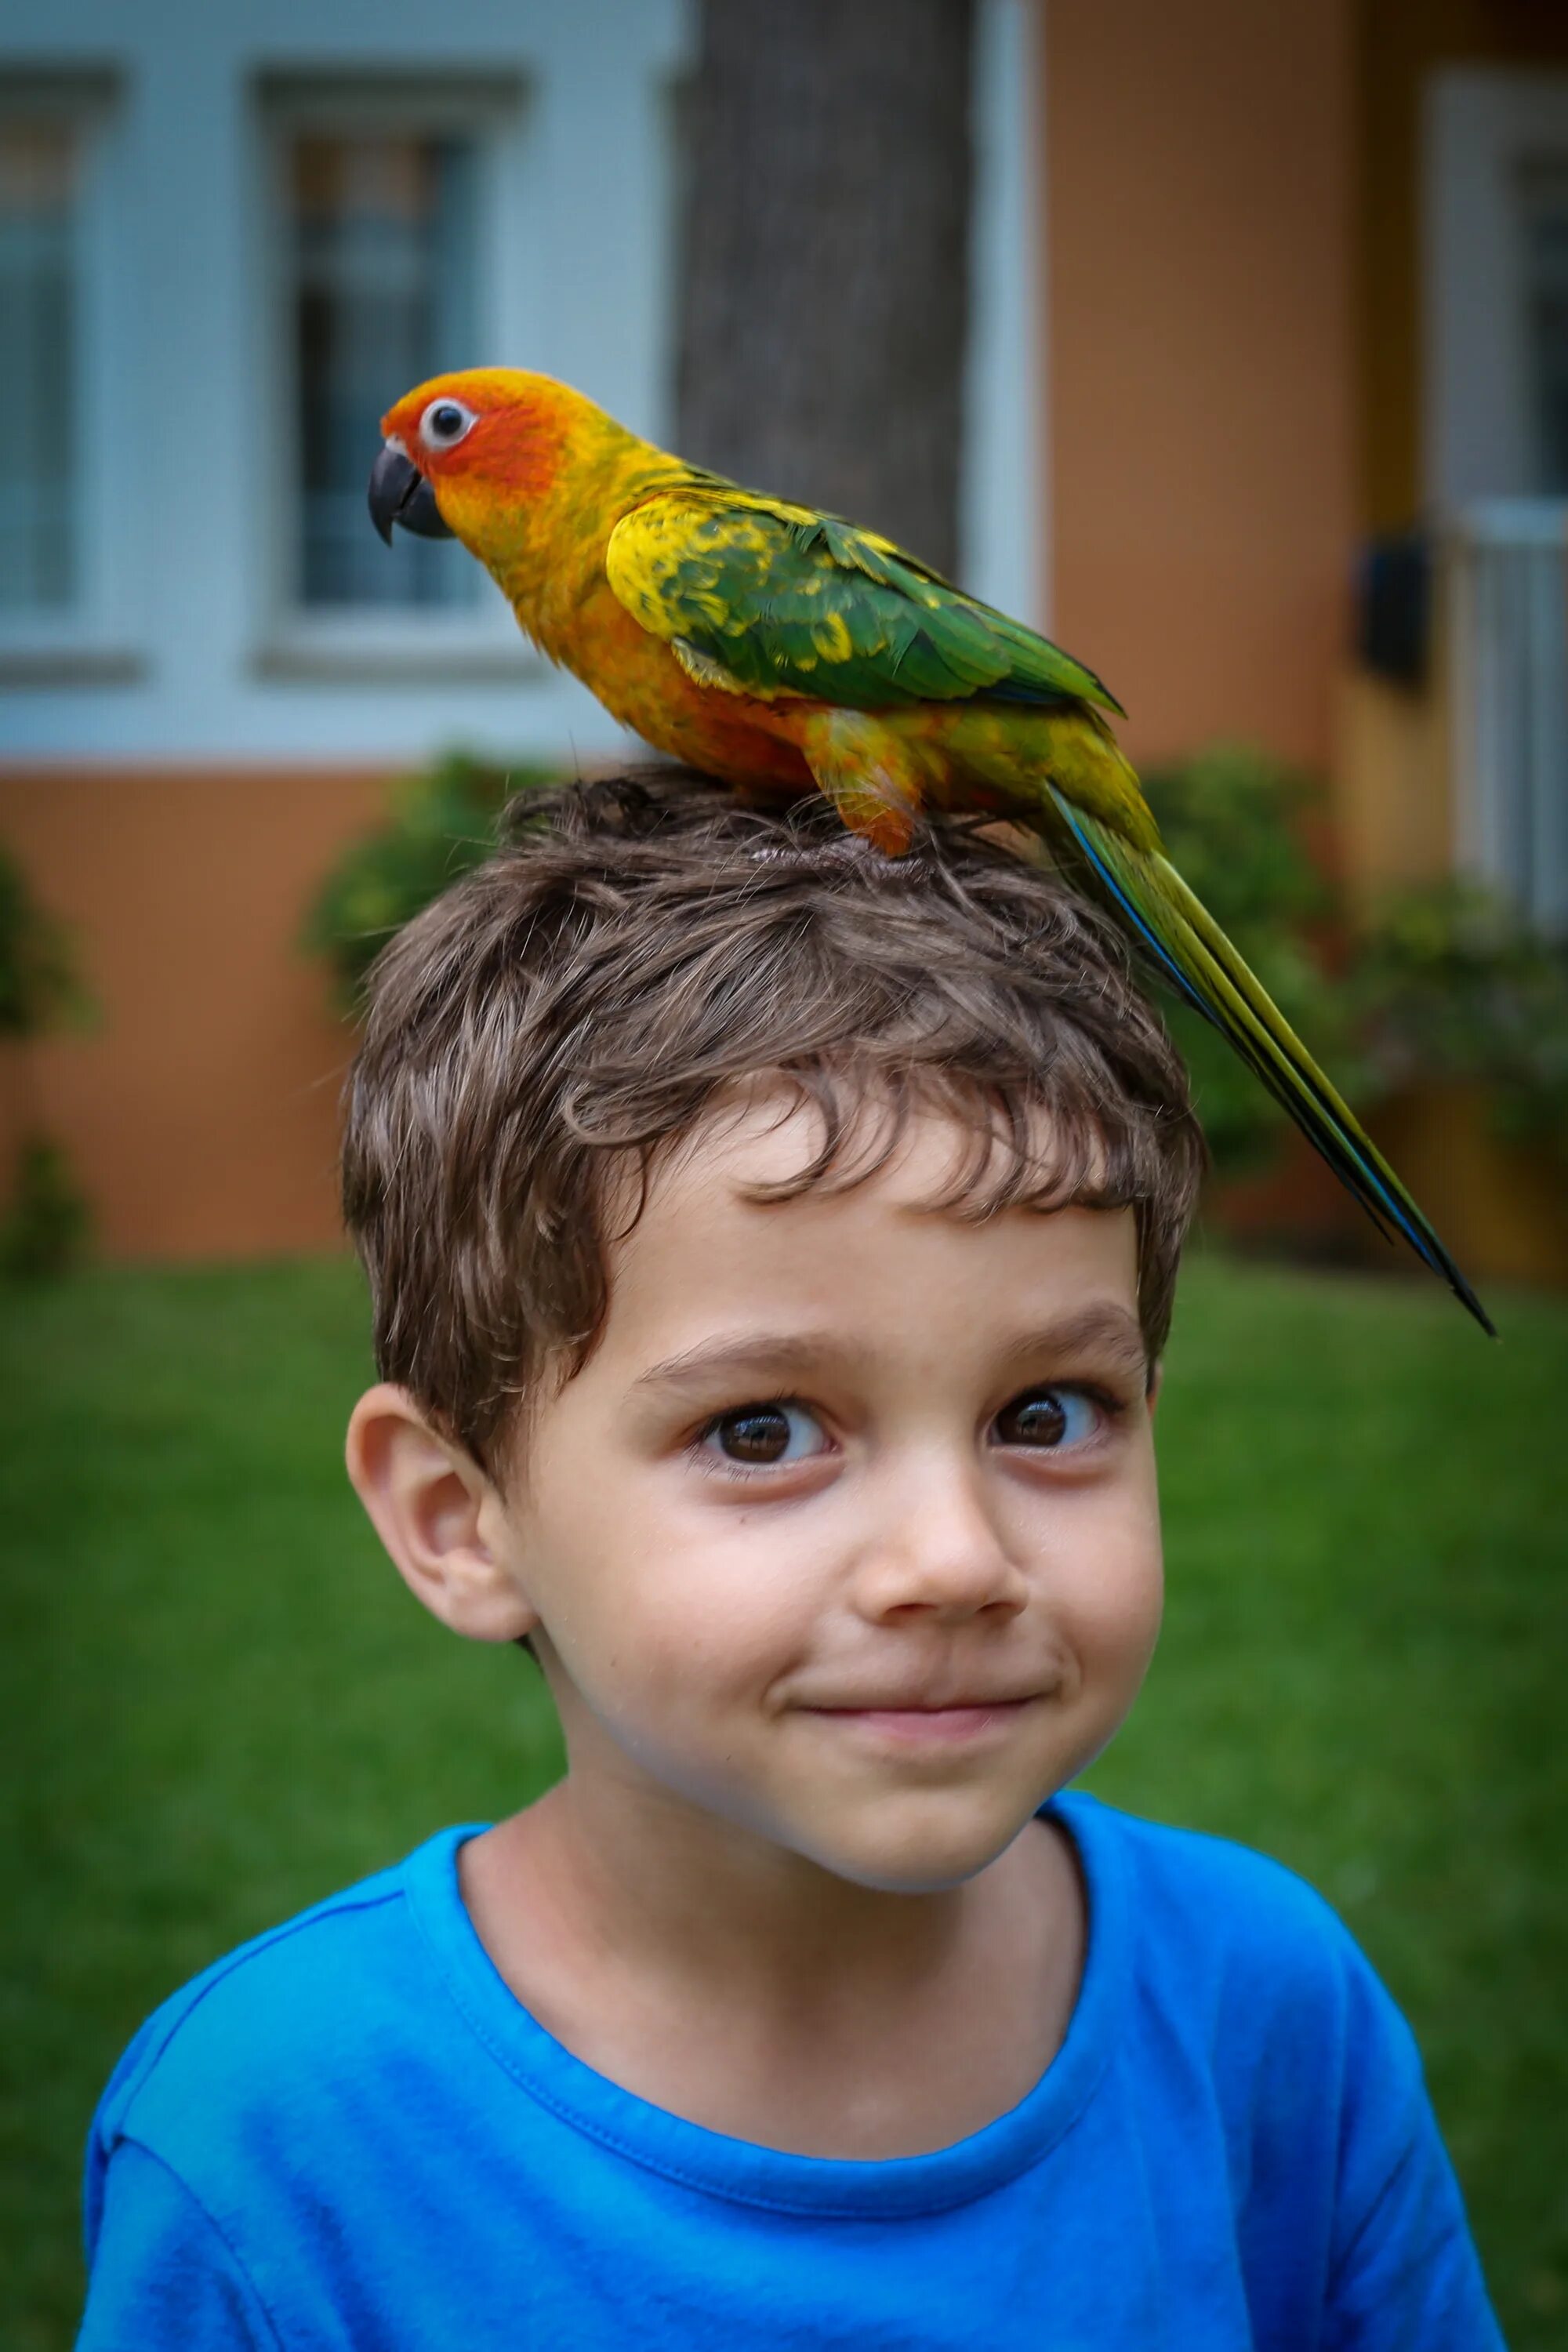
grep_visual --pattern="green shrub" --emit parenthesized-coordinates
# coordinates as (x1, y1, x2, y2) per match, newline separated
(1138, 746, 1364, 1176)
(0, 841, 93, 1040)
(0, 1136, 92, 1279)
(0, 840, 94, 1277)
(1135, 750, 1568, 1181)
(1350, 879, 1568, 1160)
(304, 753, 553, 1013)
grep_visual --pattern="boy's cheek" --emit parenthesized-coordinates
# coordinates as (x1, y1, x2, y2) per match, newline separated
(534, 1537, 794, 1727)
(1042, 1490, 1163, 1679)
(1079, 1555, 1164, 1722)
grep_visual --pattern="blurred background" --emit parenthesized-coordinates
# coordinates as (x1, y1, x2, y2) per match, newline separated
(2, 2, 1566, 2347)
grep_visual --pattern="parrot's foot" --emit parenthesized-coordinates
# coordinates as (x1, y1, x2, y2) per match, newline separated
(797, 710, 926, 858)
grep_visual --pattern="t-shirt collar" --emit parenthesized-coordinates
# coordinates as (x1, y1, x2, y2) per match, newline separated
(403, 1789, 1127, 2220)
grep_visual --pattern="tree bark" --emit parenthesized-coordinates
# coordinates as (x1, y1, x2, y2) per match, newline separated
(675, 0, 975, 579)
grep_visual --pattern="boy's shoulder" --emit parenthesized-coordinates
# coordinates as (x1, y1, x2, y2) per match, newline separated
(1065, 1787, 1352, 1927)
(1066, 1786, 1363, 1939)
(1065, 1789, 1384, 1971)
(89, 1828, 474, 2211)
(1058, 1790, 1422, 2101)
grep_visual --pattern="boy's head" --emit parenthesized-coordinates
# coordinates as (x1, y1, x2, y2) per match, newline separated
(343, 771, 1203, 1890)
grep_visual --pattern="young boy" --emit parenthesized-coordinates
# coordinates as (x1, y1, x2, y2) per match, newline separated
(78, 772, 1502, 2348)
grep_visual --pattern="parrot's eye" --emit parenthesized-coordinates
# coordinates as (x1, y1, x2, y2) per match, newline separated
(419, 399, 477, 452)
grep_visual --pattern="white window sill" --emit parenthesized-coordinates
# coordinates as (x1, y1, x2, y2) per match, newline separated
(0, 640, 146, 686)
(254, 618, 543, 685)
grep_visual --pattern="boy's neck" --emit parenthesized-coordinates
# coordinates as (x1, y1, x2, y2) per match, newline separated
(459, 1766, 1085, 2161)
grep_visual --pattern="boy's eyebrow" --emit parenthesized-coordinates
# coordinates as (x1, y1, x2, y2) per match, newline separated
(997, 1304, 1150, 1383)
(633, 1333, 860, 1394)
(633, 1305, 1148, 1395)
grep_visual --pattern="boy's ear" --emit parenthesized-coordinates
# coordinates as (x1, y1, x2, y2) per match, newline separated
(345, 1385, 539, 1645)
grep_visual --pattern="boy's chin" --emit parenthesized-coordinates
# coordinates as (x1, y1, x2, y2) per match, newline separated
(791, 1791, 1053, 1896)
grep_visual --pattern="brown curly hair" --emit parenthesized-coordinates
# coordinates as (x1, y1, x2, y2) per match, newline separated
(342, 768, 1203, 1470)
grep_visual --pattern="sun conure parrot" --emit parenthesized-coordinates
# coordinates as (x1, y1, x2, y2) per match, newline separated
(368, 366, 1491, 1330)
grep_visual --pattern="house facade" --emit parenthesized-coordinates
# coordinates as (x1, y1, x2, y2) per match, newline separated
(2, 0, 1566, 1262)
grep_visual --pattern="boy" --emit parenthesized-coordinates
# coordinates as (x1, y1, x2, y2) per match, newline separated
(78, 772, 1502, 2347)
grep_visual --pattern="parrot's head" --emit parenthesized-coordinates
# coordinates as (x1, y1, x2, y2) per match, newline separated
(368, 368, 614, 557)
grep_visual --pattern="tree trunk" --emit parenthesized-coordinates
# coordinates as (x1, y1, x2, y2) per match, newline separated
(675, 0, 975, 579)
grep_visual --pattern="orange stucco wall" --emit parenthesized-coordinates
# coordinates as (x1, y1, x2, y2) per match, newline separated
(1044, 0, 1356, 771)
(0, 768, 394, 1258)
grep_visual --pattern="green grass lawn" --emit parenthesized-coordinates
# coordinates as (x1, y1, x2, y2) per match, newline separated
(2, 1249, 1565, 2347)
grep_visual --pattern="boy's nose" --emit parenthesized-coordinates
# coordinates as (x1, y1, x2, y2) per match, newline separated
(850, 1456, 1029, 1627)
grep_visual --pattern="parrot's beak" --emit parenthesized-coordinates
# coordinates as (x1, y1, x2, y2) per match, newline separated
(368, 443, 454, 544)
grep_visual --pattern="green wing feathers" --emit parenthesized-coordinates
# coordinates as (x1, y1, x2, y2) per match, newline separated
(605, 488, 1123, 715)
(1044, 789, 1494, 1334)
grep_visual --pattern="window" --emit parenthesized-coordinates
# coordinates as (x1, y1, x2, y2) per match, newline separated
(0, 75, 129, 672)
(1520, 163, 1568, 495)
(1426, 71, 1568, 505)
(263, 80, 526, 648)
(0, 117, 82, 612)
(289, 130, 480, 611)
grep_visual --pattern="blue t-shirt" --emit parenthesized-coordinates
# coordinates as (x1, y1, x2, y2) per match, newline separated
(78, 1795, 1503, 2349)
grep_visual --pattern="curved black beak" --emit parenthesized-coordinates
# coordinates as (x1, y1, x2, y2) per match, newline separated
(368, 444, 454, 544)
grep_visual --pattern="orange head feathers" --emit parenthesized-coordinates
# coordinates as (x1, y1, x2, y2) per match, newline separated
(371, 368, 648, 554)
(379, 368, 593, 499)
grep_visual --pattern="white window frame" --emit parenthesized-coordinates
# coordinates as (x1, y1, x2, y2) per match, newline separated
(963, 0, 1041, 627)
(0, 69, 139, 684)
(1426, 71, 1568, 930)
(1425, 67, 1568, 506)
(252, 71, 540, 682)
(1443, 499, 1568, 931)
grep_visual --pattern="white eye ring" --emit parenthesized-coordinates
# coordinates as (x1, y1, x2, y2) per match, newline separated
(419, 398, 477, 452)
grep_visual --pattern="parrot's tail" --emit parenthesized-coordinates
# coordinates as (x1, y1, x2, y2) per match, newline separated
(1045, 787, 1495, 1336)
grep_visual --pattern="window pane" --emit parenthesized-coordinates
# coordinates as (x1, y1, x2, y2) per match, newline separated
(291, 131, 480, 608)
(0, 121, 77, 610)
(1522, 165, 1568, 497)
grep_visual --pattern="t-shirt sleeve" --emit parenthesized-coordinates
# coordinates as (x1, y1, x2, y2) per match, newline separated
(1325, 1947, 1504, 2352)
(78, 2138, 278, 2350)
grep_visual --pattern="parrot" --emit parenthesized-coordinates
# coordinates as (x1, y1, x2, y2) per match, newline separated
(368, 366, 1491, 1332)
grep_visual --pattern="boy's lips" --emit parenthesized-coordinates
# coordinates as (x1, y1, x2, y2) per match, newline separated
(798, 1693, 1046, 1744)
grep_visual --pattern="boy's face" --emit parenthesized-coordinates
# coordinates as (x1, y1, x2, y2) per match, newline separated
(481, 1094, 1165, 1894)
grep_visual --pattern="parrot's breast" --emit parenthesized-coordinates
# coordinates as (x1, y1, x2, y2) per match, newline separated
(547, 579, 812, 793)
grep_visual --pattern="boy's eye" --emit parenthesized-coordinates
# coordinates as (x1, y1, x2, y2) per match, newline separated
(702, 1402, 826, 1467)
(992, 1386, 1101, 1450)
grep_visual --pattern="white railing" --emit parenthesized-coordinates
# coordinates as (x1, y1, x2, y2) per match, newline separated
(1443, 499, 1568, 933)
